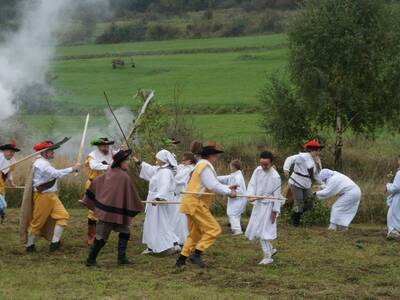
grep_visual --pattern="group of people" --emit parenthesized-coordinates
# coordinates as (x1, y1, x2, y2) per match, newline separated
(0, 136, 399, 269)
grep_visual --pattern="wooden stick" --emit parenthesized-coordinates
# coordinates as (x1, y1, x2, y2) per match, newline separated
(74, 113, 90, 176)
(5, 186, 25, 189)
(141, 201, 181, 204)
(181, 191, 286, 201)
(0, 147, 50, 172)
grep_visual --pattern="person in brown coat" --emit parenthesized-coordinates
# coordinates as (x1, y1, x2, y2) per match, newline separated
(82, 149, 144, 267)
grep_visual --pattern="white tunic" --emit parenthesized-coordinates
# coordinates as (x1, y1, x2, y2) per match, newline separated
(140, 162, 179, 253)
(386, 170, 400, 235)
(283, 152, 321, 189)
(87, 149, 115, 171)
(171, 164, 194, 244)
(245, 167, 281, 241)
(32, 157, 73, 193)
(218, 170, 247, 217)
(0, 152, 16, 182)
(315, 172, 361, 227)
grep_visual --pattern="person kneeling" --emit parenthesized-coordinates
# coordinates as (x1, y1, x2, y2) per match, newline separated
(83, 150, 143, 267)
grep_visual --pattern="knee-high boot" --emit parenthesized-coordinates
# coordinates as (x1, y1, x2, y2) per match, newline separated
(118, 233, 132, 265)
(86, 238, 106, 267)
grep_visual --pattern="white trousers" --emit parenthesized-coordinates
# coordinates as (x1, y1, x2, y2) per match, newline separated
(228, 214, 242, 233)
(260, 239, 272, 258)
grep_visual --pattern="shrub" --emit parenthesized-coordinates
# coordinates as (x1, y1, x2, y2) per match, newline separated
(146, 23, 181, 40)
(96, 22, 147, 44)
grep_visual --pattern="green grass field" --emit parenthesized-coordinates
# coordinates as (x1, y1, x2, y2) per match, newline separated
(1, 209, 399, 299)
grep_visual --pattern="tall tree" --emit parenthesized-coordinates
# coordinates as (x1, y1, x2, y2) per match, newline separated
(288, 0, 400, 170)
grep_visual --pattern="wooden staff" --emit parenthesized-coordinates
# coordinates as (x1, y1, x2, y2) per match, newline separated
(0, 147, 51, 172)
(141, 201, 181, 204)
(180, 191, 287, 202)
(5, 186, 25, 189)
(74, 113, 90, 176)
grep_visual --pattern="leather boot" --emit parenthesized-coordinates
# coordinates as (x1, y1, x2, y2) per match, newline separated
(189, 249, 207, 268)
(117, 233, 132, 265)
(86, 238, 106, 267)
(175, 255, 187, 269)
(292, 212, 302, 227)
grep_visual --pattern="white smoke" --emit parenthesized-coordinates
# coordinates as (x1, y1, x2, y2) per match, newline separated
(0, 0, 109, 120)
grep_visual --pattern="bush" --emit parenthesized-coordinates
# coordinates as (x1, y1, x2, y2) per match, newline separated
(222, 18, 247, 37)
(96, 22, 147, 44)
(146, 23, 181, 40)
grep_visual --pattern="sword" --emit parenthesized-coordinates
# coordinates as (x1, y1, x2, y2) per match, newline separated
(127, 91, 155, 141)
(74, 113, 90, 176)
(104, 91, 130, 147)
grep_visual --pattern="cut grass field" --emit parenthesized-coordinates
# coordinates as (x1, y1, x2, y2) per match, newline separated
(1, 209, 399, 299)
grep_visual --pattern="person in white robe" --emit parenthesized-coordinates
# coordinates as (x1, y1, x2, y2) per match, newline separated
(283, 140, 323, 226)
(218, 159, 247, 235)
(245, 151, 281, 265)
(136, 149, 180, 254)
(386, 156, 400, 239)
(171, 152, 196, 245)
(314, 169, 361, 231)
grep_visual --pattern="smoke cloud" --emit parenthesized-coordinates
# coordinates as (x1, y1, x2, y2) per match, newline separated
(0, 0, 109, 121)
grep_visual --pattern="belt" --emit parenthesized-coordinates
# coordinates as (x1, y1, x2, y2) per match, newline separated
(294, 172, 310, 178)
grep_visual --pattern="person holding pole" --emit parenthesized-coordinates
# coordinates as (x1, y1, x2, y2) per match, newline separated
(135, 149, 180, 255)
(245, 151, 281, 265)
(21, 139, 80, 253)
(0, 140, 20, 223)
(175, 141, 237, 269)
(83, 149, 143, 267)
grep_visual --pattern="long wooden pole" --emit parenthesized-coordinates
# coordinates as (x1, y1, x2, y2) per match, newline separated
(141, 201, 181, 204)
(0, 147, 51, 172)
(74, 113, 90, 176)
(180, 191, 287, 201)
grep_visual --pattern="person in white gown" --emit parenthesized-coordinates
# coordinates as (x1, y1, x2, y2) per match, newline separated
(136, 149, 180, 254)
(314, 169, 361, 231)
(218, 159, 247, 235)
(172, 152, 197, 245)
(245, 151, 281, 265)
(386, 156, 400, 239)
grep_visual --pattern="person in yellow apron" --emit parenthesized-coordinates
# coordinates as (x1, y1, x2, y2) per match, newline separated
(175, 141, 237, 268)
(0, 141, 20, 223)
(84, 138, 116, 245)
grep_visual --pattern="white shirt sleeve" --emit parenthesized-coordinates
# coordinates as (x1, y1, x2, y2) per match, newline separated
(272, 176, 282, 213)
(283, 154, 297, 171)
(139, 162, 158, 182)
(315, 176, 341, 200)
(200, 167, 231, 195)
(88, 157, 109, 171)
(41, 164, 73, 180)
(387, 171, 400, 195)
(217, 175, 231, 185)
(246, 170, 257, 196)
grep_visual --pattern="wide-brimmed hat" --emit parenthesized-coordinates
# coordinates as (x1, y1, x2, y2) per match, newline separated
(111, 149, 132, 168)
(199, 144, 224, 156)
(303, 140, 324, 150)
(0, 140, 20, 152)
(169, 137, 181, 145)
(91, 137, 115, 146)
(33, 137, 71, 152)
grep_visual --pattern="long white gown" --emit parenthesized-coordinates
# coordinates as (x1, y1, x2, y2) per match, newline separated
(386, 170, 400, 236)
(140, 162, 179, 253)
(171, 164, 194, 245)
(315, 172, 361, 227)
(245, 167, 281, 241)
(218, 170, 247, 233)
(283, 152, 321, 189)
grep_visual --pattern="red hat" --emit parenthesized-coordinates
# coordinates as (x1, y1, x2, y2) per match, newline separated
(33, 141, 55, 152)
(303, 140, 324, 149)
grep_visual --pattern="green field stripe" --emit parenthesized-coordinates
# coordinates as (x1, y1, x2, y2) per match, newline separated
(56, 43, 288, 61)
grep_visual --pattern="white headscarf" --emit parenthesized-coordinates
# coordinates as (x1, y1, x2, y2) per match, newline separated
(156, 149, 177, 168)
(319, 168, 335, 182)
